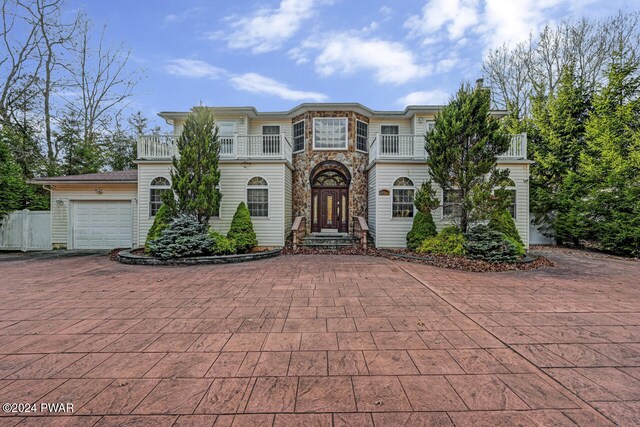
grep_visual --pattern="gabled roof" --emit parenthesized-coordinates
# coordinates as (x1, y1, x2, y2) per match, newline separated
(30, 169, 138, 185)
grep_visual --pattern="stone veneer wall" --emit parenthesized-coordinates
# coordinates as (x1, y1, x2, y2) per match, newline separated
(291, 111, 369, 233)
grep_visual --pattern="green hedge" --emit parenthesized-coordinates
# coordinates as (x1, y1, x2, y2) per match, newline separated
(407, 211, 437, 251)
(418, 226, 466, 256)
(207, 229, 236, 255)
(227, 202, 258, 253)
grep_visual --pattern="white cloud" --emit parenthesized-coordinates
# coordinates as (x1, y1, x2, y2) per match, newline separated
(405, 0, 582, 52)
(297, 34, 430, 85)
(165, 59, 227, 79)
(405, 0, 480, 42)
(230, 73, 328, 101)
(164, 8, 202, 24)
(397, 89, 450, 106)
(222, 0, 324, 53)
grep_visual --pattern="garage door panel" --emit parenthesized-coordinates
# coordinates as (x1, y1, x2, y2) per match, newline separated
(72, 201, 132, 249)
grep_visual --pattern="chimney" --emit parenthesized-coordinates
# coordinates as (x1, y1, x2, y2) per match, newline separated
(475, 78, 484, 90)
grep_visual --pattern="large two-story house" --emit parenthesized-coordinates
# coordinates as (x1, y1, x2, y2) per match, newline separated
(32, 103, 531, 250)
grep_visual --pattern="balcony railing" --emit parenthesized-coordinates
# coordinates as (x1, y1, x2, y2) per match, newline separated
(368, 133, 527, 162)
(138, 133, 293, 162)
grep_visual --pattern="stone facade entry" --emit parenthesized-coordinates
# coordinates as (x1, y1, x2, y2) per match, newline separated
(310, 161, 350, 233)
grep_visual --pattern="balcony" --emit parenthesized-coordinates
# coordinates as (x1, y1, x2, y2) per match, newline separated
(137, 134, 293, 162)
(368, 133, 527, 163)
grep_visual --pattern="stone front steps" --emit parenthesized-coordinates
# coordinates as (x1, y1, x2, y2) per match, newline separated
(299, 233, 360, 250)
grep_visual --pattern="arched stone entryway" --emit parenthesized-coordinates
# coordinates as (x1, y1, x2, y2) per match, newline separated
(310, 161, 351, 233)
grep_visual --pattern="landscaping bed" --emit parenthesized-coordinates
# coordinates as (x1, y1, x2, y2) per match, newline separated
(281, 246, 553, 272)
(116, 247, 281, 266)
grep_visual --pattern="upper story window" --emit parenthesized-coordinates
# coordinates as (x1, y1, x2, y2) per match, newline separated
(217, 121, 236, 156)
(293, 120, 305, 153)
(380, 125, 400, 154)
(443, 188, 462, 219)
(247, 176, 269, 217)
(313, 118, 347, 150)
(392, 177, 415, 218)
(149, 177, 170, 217)
(262, 125, 280, 155)
(356, 120, 368, 152)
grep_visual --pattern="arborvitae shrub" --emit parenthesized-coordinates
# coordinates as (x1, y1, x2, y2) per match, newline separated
(407, 211, 437, 251)
(489, 207, 525, 255)
(144, 204, 172, 254)
(227, 202, 257, 253)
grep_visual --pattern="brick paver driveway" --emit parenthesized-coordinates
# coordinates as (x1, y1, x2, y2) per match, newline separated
(0, 249, 637, 426)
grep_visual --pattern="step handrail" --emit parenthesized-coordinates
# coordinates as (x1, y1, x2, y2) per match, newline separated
(291, 216, 306, 250)
(352, 216, 369, 249)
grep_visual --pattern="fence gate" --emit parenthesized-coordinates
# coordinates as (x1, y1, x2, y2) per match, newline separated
(0, 210, 51, 251)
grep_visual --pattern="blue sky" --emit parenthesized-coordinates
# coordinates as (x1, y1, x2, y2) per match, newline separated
(69, 0, 631, 125)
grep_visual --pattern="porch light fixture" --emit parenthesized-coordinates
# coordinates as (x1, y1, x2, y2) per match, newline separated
(95, 188, 103, 194)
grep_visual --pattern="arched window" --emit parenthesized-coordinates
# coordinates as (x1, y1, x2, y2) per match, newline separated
(149, 177, 170, 216)
(247, 177, 268, 217)
(496, 178, 517, 218)
(392, 177, 415, 218)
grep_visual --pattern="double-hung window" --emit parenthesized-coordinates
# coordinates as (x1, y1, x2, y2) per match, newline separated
(313, 118, 347, 150)
(495, 179, 517, 218)
(392, 177, 415, 218)
(356, 120, 368, 152)
(293, 120, 305, 152)
(247, 177, 269, 217)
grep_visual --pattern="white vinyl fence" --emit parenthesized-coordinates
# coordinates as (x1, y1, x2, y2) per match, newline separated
(0, 210, 51, 251)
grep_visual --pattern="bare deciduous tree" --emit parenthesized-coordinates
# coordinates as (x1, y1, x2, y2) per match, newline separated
(483, 12, 640, 116)
(65, 20, 138, 148)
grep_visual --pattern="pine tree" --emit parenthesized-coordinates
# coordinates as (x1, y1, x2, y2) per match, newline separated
(0, 132, 34, 217)
(168, 107, 221, 224)
(56, 109, 103, 175)
(426, 82, 511, 232)
(579, 56, 640, 256)
(529, 65, 591, 243)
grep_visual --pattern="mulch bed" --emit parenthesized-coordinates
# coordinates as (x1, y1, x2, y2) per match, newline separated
(531, 244, 639, 262)
(281, 246, 554, 272)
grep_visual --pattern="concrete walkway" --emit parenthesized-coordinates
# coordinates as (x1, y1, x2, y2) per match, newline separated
(0, 249, 637, 426)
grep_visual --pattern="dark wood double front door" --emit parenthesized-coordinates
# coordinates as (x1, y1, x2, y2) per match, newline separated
(312, 187, 348, 233)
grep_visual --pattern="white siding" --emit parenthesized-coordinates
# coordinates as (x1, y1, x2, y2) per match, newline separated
(137, 164, 173, 247)
(248, 119, 292, 138)
(497, 163, 530, 248)
(368, 119, 411, 137)
(137, 162, 287, 248)
(284, 167, 293, 240)
(370, 161, 531, 248)
(412, 115, 436, 136)
(50, 184, 137, 249)
(367, 167, 377, 243)
(372, 163, 430, 248)
(173, 117, 248, 136)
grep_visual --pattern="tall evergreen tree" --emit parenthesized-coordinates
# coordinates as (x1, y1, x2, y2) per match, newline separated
(425, 82, 512, 232)
(166, 107, 221, 224)
(56, 109, 103, 175)
(529, 65, 592, 243)
(579, 57, 640, 256)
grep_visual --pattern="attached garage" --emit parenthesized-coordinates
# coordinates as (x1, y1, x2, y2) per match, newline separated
(31, 170, 139, 250)
(72, 201, 133, 249)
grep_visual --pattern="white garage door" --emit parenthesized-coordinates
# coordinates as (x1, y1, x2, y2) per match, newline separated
(72, 201, 132, 249)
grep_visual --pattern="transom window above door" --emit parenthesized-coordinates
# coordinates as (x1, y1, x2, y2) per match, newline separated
(313, 118, 348, 150)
